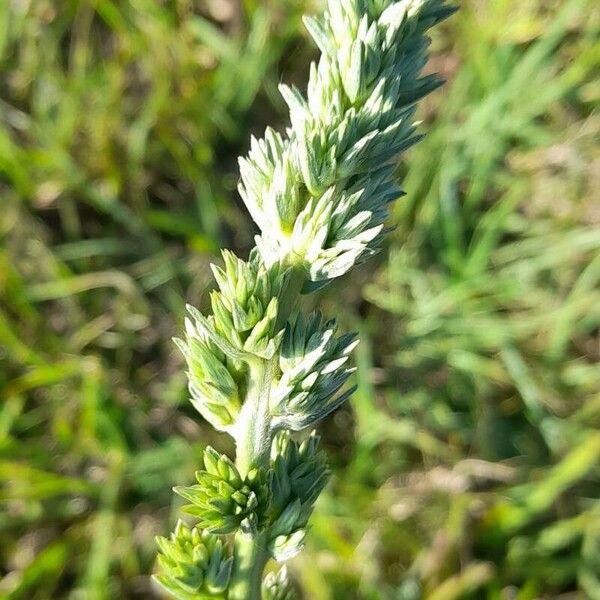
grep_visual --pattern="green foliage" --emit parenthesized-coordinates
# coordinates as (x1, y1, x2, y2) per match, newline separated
(1, 0, 598, 598)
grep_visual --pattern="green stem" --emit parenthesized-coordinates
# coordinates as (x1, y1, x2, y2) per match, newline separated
(276, 259, 307, 330)
(229, 263, 306, 598)
(235, 358, 276, 477)
(229, 359, 274, 598)
(228, 531, 269, 600)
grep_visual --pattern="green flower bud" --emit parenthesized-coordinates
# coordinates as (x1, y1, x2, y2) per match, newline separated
(249, 0, 455, 288)
(271, 312, 359, 430)
(262, 566, 297, 600)
(175, 447, 271, 535)
(238, 129, 304, 237)
(154, 520, 232, 599)
(266, 431, 329, 560)
(175, 314, 241, 434)
(208, 250, 287, 359)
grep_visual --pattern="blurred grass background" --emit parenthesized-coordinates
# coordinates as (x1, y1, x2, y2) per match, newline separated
(0, 0, 599, 598)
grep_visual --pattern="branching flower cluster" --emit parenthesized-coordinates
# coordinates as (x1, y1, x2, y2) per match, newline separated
(155, 1, 454, 598)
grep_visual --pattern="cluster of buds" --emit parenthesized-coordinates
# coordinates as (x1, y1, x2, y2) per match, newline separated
(175, 447, 271, 535)
(261, 567, 295, 600)
(155, 521, 233, 599)
(208, 250, 288, 359)
(271, 313, 359, 431)
(242, 0, 455, 289)
(267, 431, 330, 561)
(175, 314, 241, 433)
(156, 1, 454, 598)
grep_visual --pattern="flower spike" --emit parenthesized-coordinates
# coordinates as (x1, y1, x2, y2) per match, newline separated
(156, 1, 454, 597)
